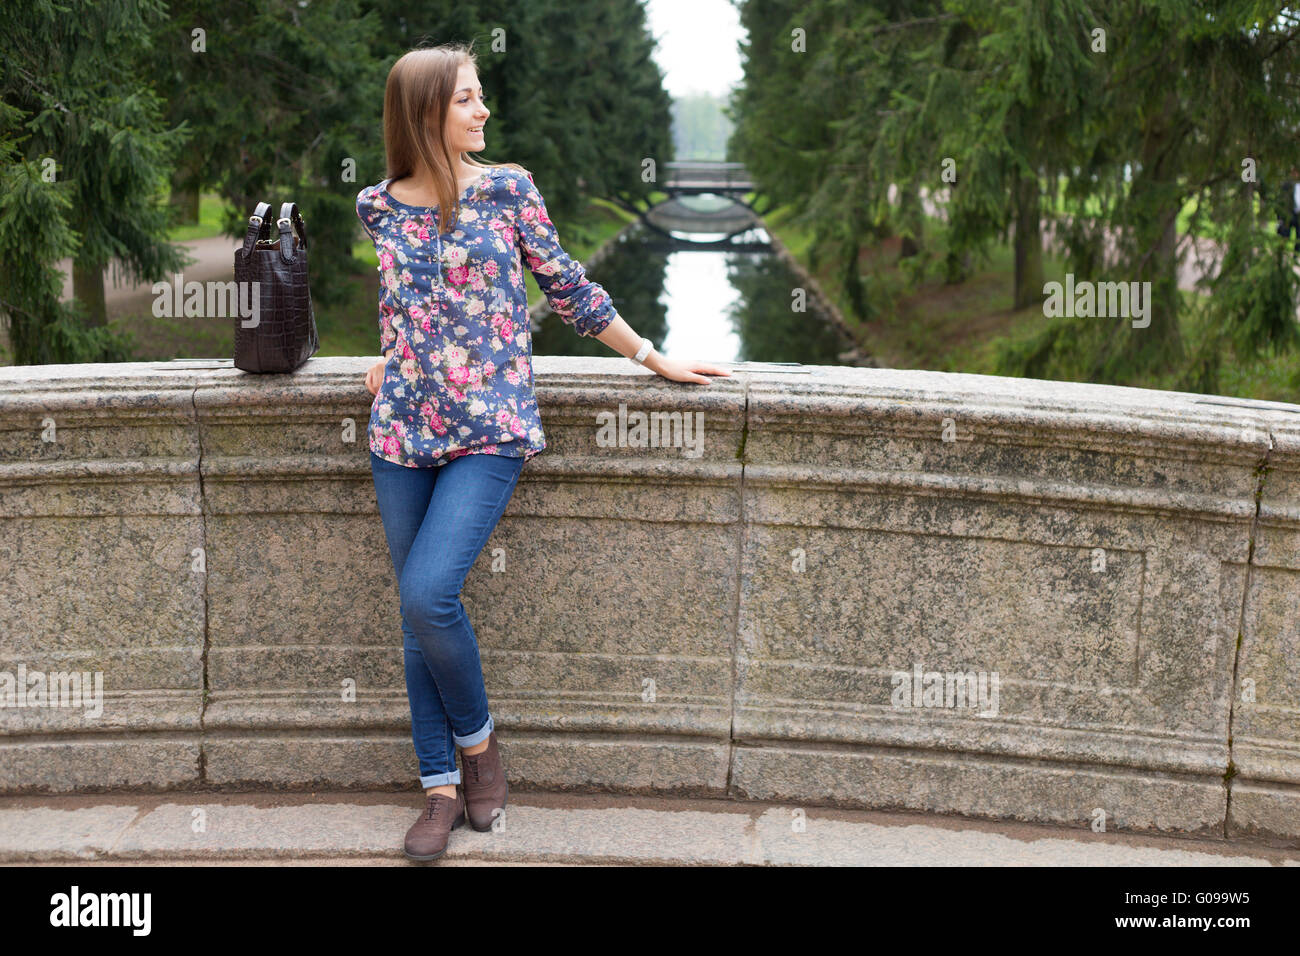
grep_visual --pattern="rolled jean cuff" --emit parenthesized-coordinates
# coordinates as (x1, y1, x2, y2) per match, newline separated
(453, 713, 494, 749)
(419, 769, 461, 789)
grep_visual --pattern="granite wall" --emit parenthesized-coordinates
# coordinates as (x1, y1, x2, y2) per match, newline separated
(0, 357, 1296, 842)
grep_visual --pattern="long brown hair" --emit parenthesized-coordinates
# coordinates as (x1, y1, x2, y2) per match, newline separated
(383, 43, 527, 228)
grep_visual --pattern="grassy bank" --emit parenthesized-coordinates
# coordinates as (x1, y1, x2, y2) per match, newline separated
(763, 206, 1300, 403)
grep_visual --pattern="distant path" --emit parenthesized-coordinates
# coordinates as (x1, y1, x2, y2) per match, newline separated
(1, 235, 243, 363)
(56, 235, 242, 319)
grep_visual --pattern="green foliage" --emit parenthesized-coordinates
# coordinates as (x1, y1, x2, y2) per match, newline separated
(1, 0, 187, 362)
(2, 0, 674, 365)
(0, 152, 81, 364)
(730, 0, 1300, 394)
(154, 0, 385, 306)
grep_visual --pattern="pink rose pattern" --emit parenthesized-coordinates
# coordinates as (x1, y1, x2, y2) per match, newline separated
(356, 166, 619, 468)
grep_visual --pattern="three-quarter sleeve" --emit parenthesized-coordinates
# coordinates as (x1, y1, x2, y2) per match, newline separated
(512, 170, 618, 337)
(356, 187, 401, 356)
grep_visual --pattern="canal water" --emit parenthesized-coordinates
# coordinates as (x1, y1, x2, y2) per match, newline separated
(531, 217, 854, 366)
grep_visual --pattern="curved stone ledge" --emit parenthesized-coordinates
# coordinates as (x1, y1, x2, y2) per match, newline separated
(1, 357, 1298, 841)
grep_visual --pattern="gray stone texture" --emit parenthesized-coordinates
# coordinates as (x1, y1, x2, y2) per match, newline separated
(1, 357, 1297, 841)
(1, 795, 1292, 865)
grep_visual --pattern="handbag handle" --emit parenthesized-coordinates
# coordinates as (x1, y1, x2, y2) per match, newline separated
(277, 202, 308, 263)
(238, 202, 272, 259)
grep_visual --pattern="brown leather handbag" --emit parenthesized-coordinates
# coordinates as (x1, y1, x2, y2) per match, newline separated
(233, 201, 319, 372)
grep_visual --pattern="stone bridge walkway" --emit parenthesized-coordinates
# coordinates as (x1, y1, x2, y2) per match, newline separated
(3, 790, 1296, 866)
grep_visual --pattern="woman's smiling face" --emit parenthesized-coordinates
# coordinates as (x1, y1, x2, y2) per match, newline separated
(445, 64, 489, 157)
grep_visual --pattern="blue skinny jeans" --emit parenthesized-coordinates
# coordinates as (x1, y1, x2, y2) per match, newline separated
(370, 449, 524, 788)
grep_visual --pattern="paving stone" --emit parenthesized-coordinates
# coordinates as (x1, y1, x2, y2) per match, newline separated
(0, 806, 141, 861)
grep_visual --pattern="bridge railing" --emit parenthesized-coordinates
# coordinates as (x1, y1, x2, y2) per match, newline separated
(1, 357, 1298, 843)
(662, 161, 754, 190)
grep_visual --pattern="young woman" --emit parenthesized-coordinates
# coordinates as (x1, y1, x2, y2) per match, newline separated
(359, 44, 729, 862)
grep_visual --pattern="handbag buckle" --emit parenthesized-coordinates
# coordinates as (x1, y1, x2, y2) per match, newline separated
(249, 215, 263, 226)
(277, 217, 291, 230)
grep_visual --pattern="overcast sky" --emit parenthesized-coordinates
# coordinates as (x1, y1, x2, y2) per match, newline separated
(644, 0, 744, 98)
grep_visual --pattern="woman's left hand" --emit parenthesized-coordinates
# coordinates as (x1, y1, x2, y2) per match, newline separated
(653, 358, 733, 385)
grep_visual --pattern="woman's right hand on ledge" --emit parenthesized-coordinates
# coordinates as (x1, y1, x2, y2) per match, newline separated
(653, 356, 733, 385)
(365, 356, 390, 396)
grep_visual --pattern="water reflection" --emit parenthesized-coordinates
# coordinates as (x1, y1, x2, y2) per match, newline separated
(532, 219, 852, 366)
(660, 249, 741, 361)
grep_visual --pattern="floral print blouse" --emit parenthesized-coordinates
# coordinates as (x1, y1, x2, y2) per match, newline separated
(356, 164, 620, 468)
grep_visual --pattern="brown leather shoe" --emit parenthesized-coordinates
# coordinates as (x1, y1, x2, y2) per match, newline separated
(403, 789, 465, 861)
(459, 731, 508, 831)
